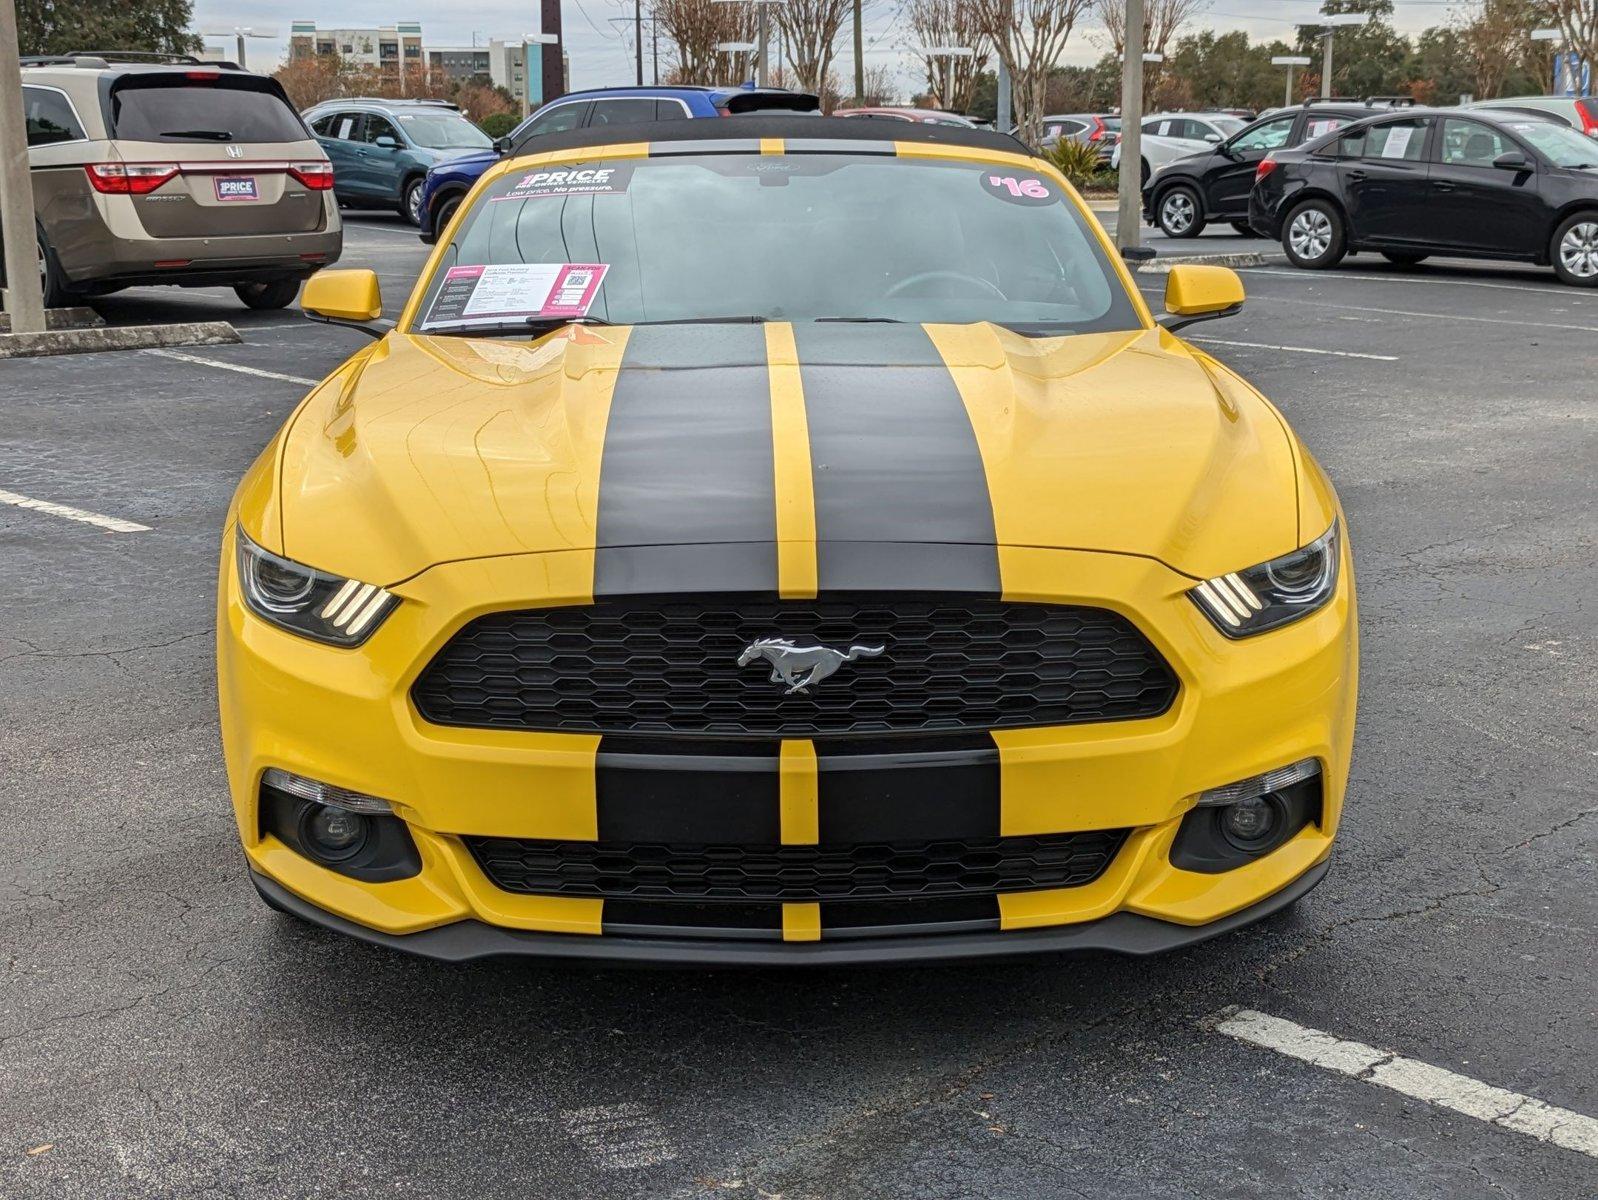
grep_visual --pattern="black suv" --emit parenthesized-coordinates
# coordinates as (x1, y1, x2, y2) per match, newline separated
(1141, 101, 1381, 238)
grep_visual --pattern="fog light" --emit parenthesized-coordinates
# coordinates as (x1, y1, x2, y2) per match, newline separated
(1219, 795, 1282, 851)
(298, 803, 369, 863)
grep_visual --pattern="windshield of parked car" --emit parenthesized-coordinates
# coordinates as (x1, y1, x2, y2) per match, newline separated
(111, 78, 306, 143)
(1212, 116, 1247, 136)
(411, 151, 1141, 336)
(394, 111, 494, 150)
(1503, 119, 1598, 167)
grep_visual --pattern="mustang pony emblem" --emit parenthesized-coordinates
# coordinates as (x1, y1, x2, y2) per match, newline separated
(737, 637, 885, 694)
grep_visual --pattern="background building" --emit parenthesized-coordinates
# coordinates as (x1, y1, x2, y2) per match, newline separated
(288, 21, 424, 80)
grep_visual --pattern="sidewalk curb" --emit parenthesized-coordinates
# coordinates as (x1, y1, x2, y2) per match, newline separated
(0, 321, 240, 360)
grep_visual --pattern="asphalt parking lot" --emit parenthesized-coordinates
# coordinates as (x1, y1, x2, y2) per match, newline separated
(2, 212, 1595, 1199)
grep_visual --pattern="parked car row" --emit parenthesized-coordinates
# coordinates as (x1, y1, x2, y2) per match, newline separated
(12, 52, 340, 309)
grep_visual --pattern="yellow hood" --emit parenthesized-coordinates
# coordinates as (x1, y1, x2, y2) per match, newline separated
(273, 322, 1302, 587)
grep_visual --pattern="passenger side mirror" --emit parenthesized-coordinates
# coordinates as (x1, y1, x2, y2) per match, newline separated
(375, 135, 399, 150)
(1160, 264, 1245, 332)
(493, 136, 509, 155)
(1493, 151, 1530, 171)
(301, 269, 392, 339)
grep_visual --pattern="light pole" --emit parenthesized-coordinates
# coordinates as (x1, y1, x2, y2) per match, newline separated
(202, 27, 276, 71)
(1531, 28, 1561, 95)
(1271, 54, 1311, 106)
(916, 46, 974, 111)
(0, 0, 45, 332)
(713, 0, 783, 87)
(1312, 13, 1366, 100)
(521, 33, 559, 116)
(1116, 0, 1146, 252)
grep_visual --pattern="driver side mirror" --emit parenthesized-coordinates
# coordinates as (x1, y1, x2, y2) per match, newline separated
(1160, 264, 1245, 332)
(1493, 150, 1531, 171)
(374, 135, 399, 150)
(301, 269, 393, 339)
(493, 136, 510, 155)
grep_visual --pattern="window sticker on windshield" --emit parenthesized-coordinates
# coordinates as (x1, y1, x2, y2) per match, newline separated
(422, 263, 609, 328)
(497, 163, 636, 201)
(1379, 126, 1415, 159)
(980, 171, 1058, 206)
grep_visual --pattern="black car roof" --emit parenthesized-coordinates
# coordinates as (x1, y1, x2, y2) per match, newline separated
(502, 113, 1033, 158)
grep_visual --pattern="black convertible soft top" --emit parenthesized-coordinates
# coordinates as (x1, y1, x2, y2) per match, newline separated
(505, 113, 1036, 161)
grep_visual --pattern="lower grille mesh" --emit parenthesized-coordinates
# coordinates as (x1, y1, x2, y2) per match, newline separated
(465, 830, 1130, 903)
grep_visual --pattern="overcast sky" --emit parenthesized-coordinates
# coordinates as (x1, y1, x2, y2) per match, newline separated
(193, 0, 1456, 96)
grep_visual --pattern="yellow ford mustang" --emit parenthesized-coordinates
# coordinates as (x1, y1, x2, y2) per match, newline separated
(218, 118, 1356, 964)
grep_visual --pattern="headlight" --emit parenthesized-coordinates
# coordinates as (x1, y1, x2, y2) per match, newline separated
(235, 528, 397, 646)
(1189, 522, 1340, 637)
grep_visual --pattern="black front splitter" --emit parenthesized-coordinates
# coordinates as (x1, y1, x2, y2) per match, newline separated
(251, 858, 1329, 967)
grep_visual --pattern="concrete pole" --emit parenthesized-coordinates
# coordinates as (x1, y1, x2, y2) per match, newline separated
(757, 4, 770, 87)
(1284, 63, 1293, 106)
(853, 0, 864, 101)
(996, 59, 1011, 132)
(1115, 0, 1145, 252)
(0, 0, 47, 333)
(236, 33, 247, 70)
(1321, 31, 1333, 99)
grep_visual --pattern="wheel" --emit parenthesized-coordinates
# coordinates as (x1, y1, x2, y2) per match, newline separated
(1281, 199, 1347, 270)
(1230, 221, 1257, 237)
(1381, 251, 1428, 267)
(1155, 186, 1206, 238)
(234, 278, 302, 310)
(401, 178, 425, 226)
(17, 230, 77, 308)
(435, 194, 462, 237)
(1551, 212, 1598, 287)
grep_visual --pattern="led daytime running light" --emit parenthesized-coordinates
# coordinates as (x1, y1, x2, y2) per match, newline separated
(262, 767, 394, 815)
(1197, 758, 1321, 807)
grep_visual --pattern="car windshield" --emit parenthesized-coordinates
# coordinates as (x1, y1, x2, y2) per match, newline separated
(394, 111, 493, 150)
(411, 151, 1141, 335)
(1503, 119, 1598, 167)
(1213, 116, 1246, 136)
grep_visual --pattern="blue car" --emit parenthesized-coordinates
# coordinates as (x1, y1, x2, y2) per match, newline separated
(305, 98, 494, 226)
(418, 84, 819, 241)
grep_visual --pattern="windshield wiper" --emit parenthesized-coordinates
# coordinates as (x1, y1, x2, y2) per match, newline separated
(420, 315, 617, 338)
(815, 316, 905, 323)
(160, 129, 234, 140)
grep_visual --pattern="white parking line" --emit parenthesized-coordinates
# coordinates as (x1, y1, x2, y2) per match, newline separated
(1245, 266, 1585, 299)
(143, 348, 320, 386)
(0, 488, 150, 533)
(1248, 293, 1598, 335)
(1212, 1008, 1598, 1160)
(559, 1102, 677, 1170)
(1189, 337, 1398, 362)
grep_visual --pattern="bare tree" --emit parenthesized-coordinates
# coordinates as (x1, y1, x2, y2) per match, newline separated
(1550, 0, 1598, 79)
(655, 0, 756, 85)
(1094, 0, 1206, 107)
(909, 0, 993, 110)
(777, 0, 853, 94)
(860, 62, 901, 104)
(973, 0, 1093, 144)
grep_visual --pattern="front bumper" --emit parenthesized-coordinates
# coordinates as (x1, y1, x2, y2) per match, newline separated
(220, 533, 1356, 962)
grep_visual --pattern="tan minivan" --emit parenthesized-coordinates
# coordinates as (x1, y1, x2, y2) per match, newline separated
(14, 54, 342, 309)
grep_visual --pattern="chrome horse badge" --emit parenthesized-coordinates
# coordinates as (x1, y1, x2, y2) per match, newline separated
(737, 637, 885, 694)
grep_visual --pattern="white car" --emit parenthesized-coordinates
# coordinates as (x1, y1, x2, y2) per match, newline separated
(1113, 112, 1247, 183)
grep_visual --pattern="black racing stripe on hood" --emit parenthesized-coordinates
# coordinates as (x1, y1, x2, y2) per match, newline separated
(790, 322, 1000, 594)
(594, 324, 777, 597)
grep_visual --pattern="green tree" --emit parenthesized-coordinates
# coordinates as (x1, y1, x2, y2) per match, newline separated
(18, 0, 200, 57)
(1158, 30, 1295, 111)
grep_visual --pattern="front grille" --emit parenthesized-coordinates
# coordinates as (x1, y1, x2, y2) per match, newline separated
(413, 596, 1177, 736)
(465, 830, 1130, 903)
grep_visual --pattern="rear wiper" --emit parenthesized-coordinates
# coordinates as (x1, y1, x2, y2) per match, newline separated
(160, 129, 234, 140)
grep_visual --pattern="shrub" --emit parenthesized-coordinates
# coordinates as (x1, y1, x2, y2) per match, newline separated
(479, 112, 519, 140)
(1044, 138, 1106, 191)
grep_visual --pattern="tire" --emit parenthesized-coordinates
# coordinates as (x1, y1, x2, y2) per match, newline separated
(435, 193, 462, 237)
(1381, 251, 1428, 267)
(1281, 199, 1347, 270)
(1551, 212, 1598, 287)
(37, 231, 75, 308)
(1230, 221, 1257, 238)
(401, 178, 425, 226)
(234, 278, 302, 310)
(1155, 185, 1206, 238)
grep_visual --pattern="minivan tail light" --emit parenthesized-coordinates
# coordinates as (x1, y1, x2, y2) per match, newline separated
(85, 163, 180, 194)
(1578, 98, 1598, 137)
(1255, 156, 1278, 183)
(288, 161, 335, 190)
